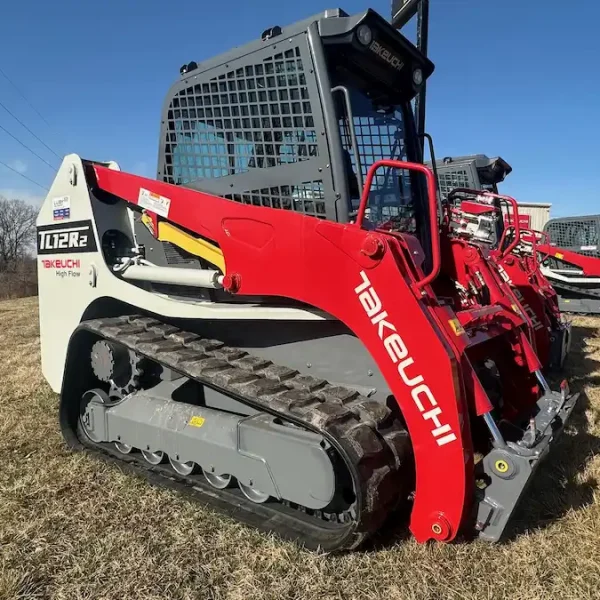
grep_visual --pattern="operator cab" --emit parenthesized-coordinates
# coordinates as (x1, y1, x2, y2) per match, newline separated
(430, 155, 512, 198)
(322, 10, 432, 236)
(155, 8, 434, 270)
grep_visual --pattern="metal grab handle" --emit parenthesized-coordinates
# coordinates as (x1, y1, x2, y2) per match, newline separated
(355, 159, 441, 290)
(494, 194, 521, 258)
(447, 188, 521, 258)
(419, 133, 442, 224)
(520, 228, 541, 277)
(523, 228, 552, 266)
(331, 86, 364, 192)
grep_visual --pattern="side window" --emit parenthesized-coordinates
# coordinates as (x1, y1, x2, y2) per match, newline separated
(547, 220, 599, 248)
(437, 169, 470, 200)
(164, 47, 318, 186)
(336, 89, 415, 232)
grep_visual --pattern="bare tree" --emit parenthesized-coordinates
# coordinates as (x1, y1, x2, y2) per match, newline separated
(0, 196, 37, 272)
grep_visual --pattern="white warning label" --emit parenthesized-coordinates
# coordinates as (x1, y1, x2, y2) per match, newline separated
(138, 188, 171, 218)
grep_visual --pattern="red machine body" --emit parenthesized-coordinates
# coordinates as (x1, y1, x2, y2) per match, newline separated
(538, 242, 600, 277)
(538, 221, 600, 314)
(90, 159, 562, 543)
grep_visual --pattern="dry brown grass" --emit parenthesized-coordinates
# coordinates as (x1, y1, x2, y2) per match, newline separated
(1, 297, 599, 600)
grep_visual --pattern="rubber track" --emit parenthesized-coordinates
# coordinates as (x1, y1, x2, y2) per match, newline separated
(552, 279, 600, 299)
(549, 280, 600, 314)
(73, 315, 411, 551)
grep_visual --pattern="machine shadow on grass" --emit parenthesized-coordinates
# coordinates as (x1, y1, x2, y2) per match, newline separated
(363, 323, 600, 551)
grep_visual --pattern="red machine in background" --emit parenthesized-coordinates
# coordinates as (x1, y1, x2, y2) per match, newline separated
(538, 216, 600, 314)
(445, 188, 571, 371)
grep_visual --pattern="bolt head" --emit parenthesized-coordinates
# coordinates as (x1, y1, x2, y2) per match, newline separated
(222, 273, 241, 293)
(361, 235, 385, 259)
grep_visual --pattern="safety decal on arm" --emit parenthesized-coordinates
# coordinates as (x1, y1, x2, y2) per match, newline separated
(138, 188, 171, 218)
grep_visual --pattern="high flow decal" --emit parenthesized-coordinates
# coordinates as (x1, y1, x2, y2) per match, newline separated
(368, 41, 405, 72)
(355, 271, 457, 447)
(41, 258, 82, 278)
(37, 220, 98, 254)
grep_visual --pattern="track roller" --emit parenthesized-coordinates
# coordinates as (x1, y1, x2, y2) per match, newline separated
(239, 481, 270, 504)
(115, 441, 133, 454)
(141, 450, 165, 465)
(203, 471, 232, 489)
(169, 456, 196, 476)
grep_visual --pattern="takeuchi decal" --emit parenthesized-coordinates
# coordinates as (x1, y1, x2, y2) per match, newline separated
(354, 270, 457, 447)
(41, 259, 81, 269)
(368, 40, 405, 72)
(40, 257, 82, 279)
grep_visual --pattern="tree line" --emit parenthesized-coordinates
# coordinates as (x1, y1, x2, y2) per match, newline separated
(0, 196, 38, 299)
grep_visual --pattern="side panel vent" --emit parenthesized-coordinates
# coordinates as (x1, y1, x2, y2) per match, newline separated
(162, 241, 200, 266)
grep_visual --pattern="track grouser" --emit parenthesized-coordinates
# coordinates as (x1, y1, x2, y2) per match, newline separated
(37, 8, 581, 551)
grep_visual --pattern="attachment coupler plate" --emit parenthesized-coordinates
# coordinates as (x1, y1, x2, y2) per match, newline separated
(475, 387, 580, 542)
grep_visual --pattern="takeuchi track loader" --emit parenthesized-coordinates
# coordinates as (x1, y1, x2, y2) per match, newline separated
(432, 155, 572, 370)
(539, 215, 600, 314)
(37, 8, 580, 551)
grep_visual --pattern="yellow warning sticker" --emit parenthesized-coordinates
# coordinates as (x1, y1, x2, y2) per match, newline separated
(189, 416, 205, 428)
(448, 318, 466, 336)
(555, 252, 564, 260)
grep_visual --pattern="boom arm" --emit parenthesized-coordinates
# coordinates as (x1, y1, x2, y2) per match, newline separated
(92, 162, 472, 543)
(538, 244, 600, 277)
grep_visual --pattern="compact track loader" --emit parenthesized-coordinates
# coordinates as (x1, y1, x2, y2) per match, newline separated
(540, 215, 600, 314)
(430, 156, 571, 370)
(37, 8, 580, 551)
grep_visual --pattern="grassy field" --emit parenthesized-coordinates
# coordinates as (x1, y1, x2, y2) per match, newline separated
(1, 297, 599, 600)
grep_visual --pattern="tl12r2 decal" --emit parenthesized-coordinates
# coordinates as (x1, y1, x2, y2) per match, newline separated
(37, 220, 98, 255)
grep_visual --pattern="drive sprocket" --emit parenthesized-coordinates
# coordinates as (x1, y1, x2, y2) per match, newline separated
(90, 340, 143, 398)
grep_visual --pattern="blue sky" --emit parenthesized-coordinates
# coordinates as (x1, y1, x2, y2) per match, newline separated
(0, 0, 598, 216)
